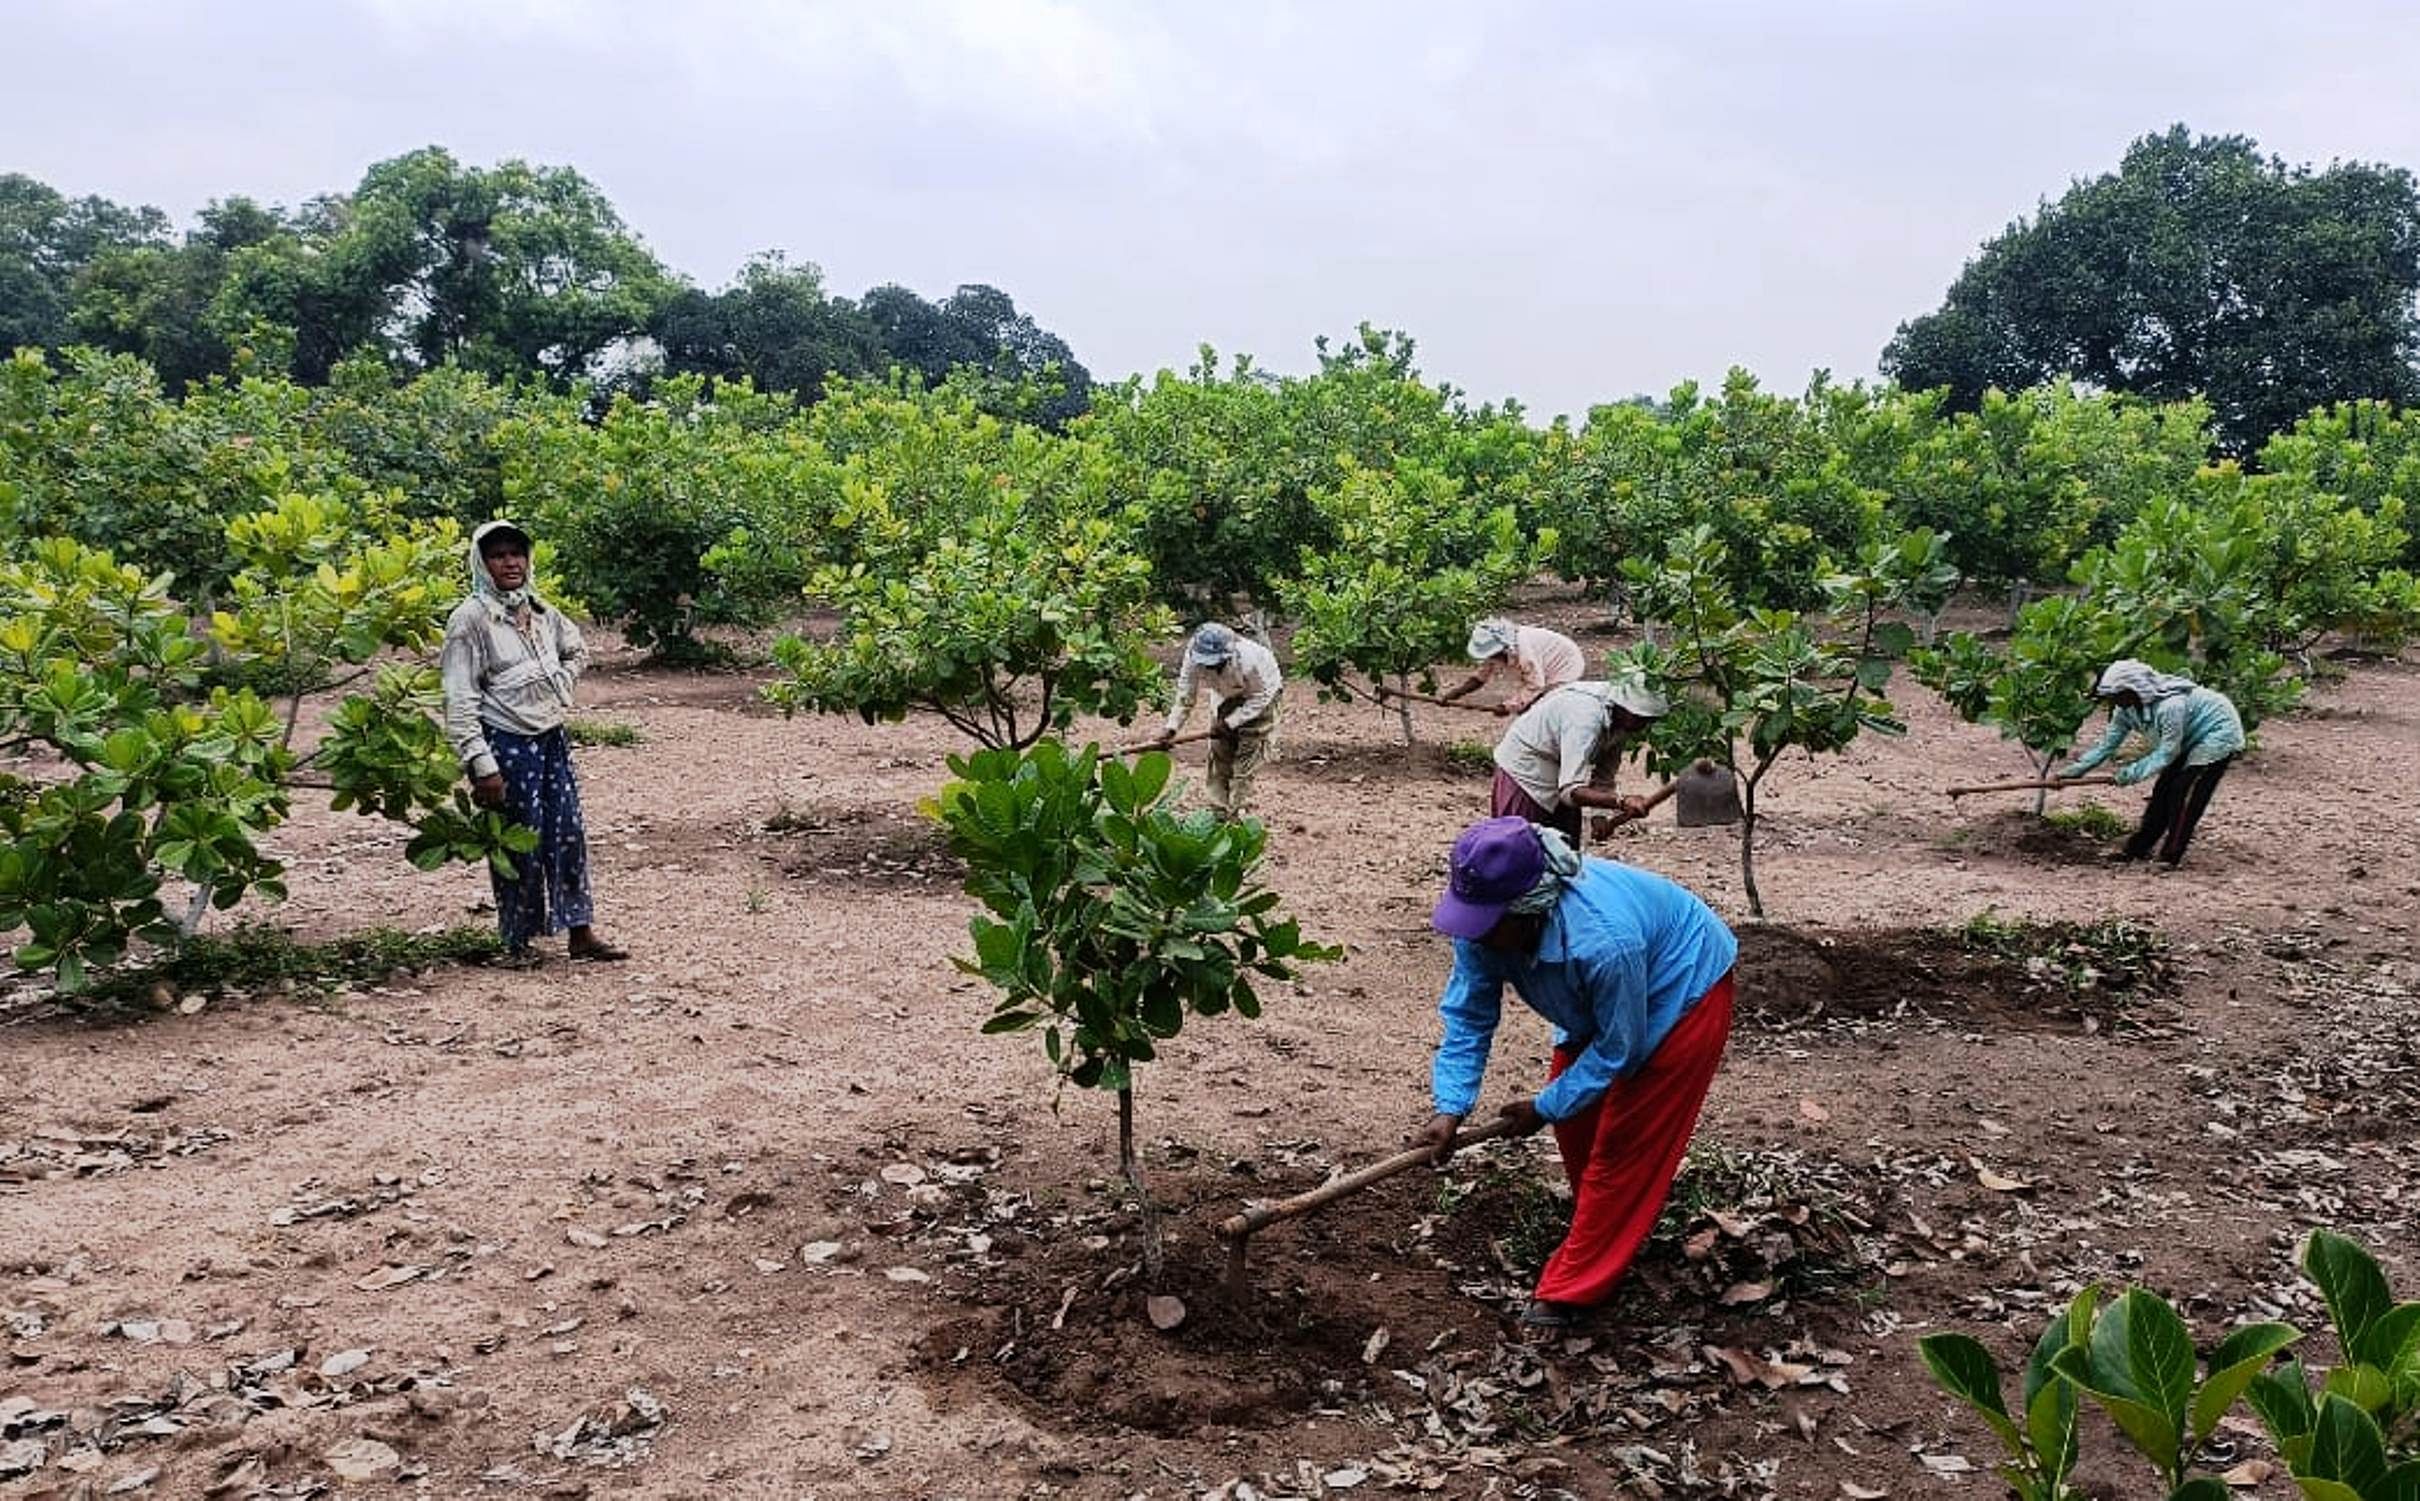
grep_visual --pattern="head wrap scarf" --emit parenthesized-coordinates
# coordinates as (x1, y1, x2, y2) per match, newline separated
(1467, 618, 1519, 662)
(2095, 659, 2196, 703)
(469, 520, 540, 641)
(1505, 826, 1583, 915)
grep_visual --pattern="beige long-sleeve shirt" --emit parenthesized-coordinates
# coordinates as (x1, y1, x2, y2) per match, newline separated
(1164, 635, 1283, 735)
(439, 596, 587, 780)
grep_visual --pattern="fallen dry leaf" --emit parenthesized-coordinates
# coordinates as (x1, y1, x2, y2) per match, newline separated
(882, 1266, 929, 1284)
(1919, 1453, 1974, 1475)
(1719, 1280, 1775, 1306)
(1683, 1226, 1720, 1261)
(1146, 1295, 1187, 1331)
(319, 1348, 371, 1379)
(1839, 1484, 1887, 1500)
(1362, 1326, 1391, 1364)
(878, 1163, 925, 1187)
(1977, 1167, 2031, 1192)
(1798, 1097, 1830, 1123)
(353, 1264, 423, 1292)
(1705, 1345, 1763, 1385)
(324, 1437, 400, 1482)
(564, 1226, 608, 1249)
(2221, 1460, 2276, 1488)
(799, 1240, 843, 1264)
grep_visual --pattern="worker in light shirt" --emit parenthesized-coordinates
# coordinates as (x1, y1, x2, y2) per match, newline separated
(1489, 678, 1666, 841)
(1436, 618, 1587, 715)
(1149, 623, 1283, 818)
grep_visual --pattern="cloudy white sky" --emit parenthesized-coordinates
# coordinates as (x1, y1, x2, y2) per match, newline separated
(11, 0, 2420, 417)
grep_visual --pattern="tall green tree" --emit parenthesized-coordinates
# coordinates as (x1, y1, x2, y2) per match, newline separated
(0, 174, 170, 352)
(1884, 126, 2420, 451)
(650, 252, 883, 401)
(214, 148, 677, 384)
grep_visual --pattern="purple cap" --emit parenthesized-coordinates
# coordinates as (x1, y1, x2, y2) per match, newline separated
(1431, 817, 1547, 940)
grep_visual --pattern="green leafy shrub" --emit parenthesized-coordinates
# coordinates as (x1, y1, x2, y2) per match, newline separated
(1280, 458, 1546, 742)
(767, 493, 1170, 750)
(0, 501, 533, 990)
(1611, 526, 1949, 918)
(933, 741, 1336, 1254)
(1924, 1287, 2298, 1500)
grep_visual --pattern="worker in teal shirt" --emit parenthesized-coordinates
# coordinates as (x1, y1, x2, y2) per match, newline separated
(2058, 659, 2244, 867)
(1411, 817, 1737, 1330)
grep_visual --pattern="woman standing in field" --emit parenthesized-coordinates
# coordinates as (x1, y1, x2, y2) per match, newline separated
(2057, 659, 2244, 868)
(440, 520, 627, 966)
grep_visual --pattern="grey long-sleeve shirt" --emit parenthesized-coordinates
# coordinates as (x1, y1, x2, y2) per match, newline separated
(438, 596, 587, 780)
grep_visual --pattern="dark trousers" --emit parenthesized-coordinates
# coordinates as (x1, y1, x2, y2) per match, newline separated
(2125, 755, 2232, 866)
(1490, 768, 1582, 841)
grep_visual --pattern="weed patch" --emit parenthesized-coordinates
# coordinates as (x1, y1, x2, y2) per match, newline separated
(567, 717, 644, 748)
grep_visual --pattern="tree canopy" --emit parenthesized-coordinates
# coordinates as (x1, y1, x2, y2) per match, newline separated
(1883, 126, 2420, 452)
(0, 153, 1092, 414)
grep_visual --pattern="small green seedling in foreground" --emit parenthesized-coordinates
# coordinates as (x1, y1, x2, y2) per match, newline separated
(933, 741, 1337, 1267)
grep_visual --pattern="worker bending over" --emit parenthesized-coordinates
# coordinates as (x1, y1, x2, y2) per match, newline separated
(1413, 817, 1737, 1331)
(1153, 623, 1283, 818)
(1436, 618, 1586, 716)
(1490, 679, 1666, 840)
(2057, 659, 2243, 868)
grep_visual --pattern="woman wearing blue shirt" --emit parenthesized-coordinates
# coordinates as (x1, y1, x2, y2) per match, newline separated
(2057, 660, 2244, 867)
(1411, 817, 1737, 1331)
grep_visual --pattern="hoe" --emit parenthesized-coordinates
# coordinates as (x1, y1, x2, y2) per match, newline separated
(1219, 1117, 1519, 1298)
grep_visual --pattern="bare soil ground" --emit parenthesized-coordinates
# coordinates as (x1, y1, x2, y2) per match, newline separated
(4, 596, 2417, 1500)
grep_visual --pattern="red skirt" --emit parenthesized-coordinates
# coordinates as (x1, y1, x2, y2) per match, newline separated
(1534, 971, 1734, 1306)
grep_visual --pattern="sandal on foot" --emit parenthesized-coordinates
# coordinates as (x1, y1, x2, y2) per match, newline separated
(568, 941, 629, 963)
(1517, 1299, 1580, 1332)
(492, 949, 545, 971)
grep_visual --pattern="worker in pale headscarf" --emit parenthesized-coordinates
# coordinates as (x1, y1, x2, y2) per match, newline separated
(1411, 816, 1738, 1332)
(440, 520, 626, 965)
(1489, 678, 1667, 841)
(1436, 618, 1587, 716)
(2057, 659, 2244, 867)
(1150, 623, 1283, 818)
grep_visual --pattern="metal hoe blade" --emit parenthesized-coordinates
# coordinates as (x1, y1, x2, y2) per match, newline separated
(1673, 759, 1742, 827)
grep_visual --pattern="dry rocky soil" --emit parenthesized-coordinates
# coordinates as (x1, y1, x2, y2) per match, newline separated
(4, 596, 2417, 1500)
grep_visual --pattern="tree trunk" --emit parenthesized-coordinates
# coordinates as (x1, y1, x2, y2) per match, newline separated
(1118, 1088, 1164, 1280)
(2004, 580, 2032, 633)
(178, 883, 214, 942)
(1391, 673, 1417, 745)
(1737, 780, 1765, 921)
(1920, 610, 1941, 648)
(2031, 752, 2053, 817)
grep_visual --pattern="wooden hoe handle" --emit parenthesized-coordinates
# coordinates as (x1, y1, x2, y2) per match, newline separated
(1373, 684, 1502, 714)
(1111, 727, 1220, 756)
(1220, 1115, 1521, 1241)
(1945, 775, 2116, 799)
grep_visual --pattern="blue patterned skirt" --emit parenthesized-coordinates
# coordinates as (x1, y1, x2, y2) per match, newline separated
(487, 726, 594, 948)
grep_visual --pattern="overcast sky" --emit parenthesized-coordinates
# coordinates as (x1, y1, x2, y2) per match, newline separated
(11, 0, 2420, 418)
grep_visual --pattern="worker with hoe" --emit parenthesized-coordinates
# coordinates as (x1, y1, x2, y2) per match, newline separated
(1490, 677, 1669, 840)
(1150, 623, 1283, 818)
(1411, 816, 1738, 1331)
(440, 520, 627, 967)
(2056, 659, 2244, 868)
(1433, 617, 1586, 715)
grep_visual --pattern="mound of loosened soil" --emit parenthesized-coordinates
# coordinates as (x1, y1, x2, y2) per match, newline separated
(1733, 921, 2173, 1033)
(760, 804, 963, 888)
(911, 1164, 1461, 1437)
